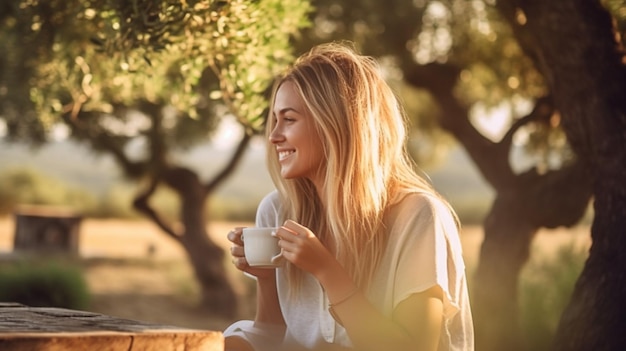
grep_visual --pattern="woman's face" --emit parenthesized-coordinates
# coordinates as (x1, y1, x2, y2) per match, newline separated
(269, 81, 326, 187)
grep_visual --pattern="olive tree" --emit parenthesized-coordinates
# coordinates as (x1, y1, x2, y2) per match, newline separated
(0, 0, 311, 317)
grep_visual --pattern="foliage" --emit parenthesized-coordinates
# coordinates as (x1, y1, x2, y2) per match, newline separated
(297, 0, 625, 169)
(207, 195, 257, 222)
(93, 178, 259, 220)
(518, 243, 588, 351)
(0, 167, 97, 215)
(0, 0, 312, 144)
(0, 261, 90, 310)
(0, 166, 261, 220)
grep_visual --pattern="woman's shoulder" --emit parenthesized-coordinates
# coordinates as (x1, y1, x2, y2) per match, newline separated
(256, 190, 284, 227)
(259, 189, 281, 205)
(392, 190, 444, 211)
(390, 190, 457, 224)
(257, 190, 282, 214)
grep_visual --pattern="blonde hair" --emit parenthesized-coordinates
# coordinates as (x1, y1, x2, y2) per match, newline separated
(266, 42, 454, 290)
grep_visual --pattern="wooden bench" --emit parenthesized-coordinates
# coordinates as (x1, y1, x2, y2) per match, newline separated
(0, 303, 223, 350)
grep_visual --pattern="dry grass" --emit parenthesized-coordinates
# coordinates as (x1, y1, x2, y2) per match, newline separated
(0, 216, 590, 333)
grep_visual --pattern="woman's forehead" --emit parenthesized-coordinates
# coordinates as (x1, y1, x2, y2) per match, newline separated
(273, 81, 306, 115)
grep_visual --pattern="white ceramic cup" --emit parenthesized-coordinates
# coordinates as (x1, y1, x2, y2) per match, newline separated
(242, 227, 284, 268)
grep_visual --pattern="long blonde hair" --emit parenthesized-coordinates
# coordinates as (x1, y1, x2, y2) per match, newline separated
(266, 42, 454, 290)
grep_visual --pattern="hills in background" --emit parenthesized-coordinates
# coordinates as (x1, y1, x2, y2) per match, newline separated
(0, 138, 495, 222)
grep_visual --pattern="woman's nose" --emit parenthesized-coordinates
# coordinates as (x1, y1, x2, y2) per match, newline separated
(269, 125, 284, 144)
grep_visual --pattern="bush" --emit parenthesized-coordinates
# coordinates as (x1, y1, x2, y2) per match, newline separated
(0, 167, 97, 216)
(518, 243, 587, 351)
(0, 261, 90, 310)
(95, 182, 143, 219)
(208, 196, 257, 222)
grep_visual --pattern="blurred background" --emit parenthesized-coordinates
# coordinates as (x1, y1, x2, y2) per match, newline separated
(1, 1, 623, 351)
(0, 127, 495, 224)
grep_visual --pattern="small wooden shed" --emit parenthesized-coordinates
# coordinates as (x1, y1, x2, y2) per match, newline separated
(13, 206, 82, 254)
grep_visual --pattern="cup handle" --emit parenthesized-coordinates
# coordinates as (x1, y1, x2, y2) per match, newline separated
(270, 230, 284, 265)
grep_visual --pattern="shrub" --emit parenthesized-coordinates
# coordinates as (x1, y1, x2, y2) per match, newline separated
(0, 261, 90, 310)
(208, 196, 257, 222)
(518, 243, 587, 351)
(95, 182, 142, 219)
(0, 167, 97, 216)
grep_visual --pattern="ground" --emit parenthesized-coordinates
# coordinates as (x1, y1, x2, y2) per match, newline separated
(0, 217, 591, 333)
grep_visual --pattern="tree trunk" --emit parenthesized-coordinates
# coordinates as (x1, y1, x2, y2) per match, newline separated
(179, 223, 237, 318)
(508, 1, 626, 349)
(474, 193, 536, 351)
(130, 117, 252, 319)
(403, 60, 593, 351)
(162, 167, 238, 318)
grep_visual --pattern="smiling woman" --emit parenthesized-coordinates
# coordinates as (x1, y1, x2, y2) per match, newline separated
(269, 81, 326, 184)
(223, 42, 474, 351)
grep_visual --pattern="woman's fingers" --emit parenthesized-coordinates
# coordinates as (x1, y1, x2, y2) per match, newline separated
(276, 220, 312, 243)
(228, 227, 247, 269)
(226, 226, 278, 279)
(231, 256, 248, 269)
(282, 220, 305, 235)
(228, 228, 245, 245)
(230, 245, 245, 257)
(277, 236, 299, 253)
(230, 242, 251, 272)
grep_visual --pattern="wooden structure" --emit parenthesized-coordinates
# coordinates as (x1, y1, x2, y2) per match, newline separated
(13, 206, 82, 254)
(0, 303, 223, 350)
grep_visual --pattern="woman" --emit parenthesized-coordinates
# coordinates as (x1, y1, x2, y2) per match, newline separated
(225, 42, 474, 351)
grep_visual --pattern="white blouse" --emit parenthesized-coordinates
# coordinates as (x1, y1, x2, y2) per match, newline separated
(255, 190, 474, 351)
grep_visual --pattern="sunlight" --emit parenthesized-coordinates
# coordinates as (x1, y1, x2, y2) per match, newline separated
(50, 123, 70, 141)
(470, 97, 533, 143)
(470, 102, 512, 142)
(414, 1, 452, 64)
(212, 115, 245, 150)
(99, 111, 151, 137)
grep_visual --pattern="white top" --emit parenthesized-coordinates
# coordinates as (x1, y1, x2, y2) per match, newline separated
(255, 190, 474, 351)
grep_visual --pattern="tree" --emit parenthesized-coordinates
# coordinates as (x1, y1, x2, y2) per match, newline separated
(0, 0, 311, 317)
(494, 1, 626, 350)
(293, 0, 623, 350)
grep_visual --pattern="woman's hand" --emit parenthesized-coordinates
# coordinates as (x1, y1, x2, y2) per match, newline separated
(274, 220, 340, 278)
(227, 227, 286, 327)
(227, 227, 276, 280)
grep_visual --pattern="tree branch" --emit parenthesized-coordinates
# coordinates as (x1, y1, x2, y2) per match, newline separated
(402, 61, 517, 190)
(62, 106, 146, 177)
(136, 99, 168, 170)
(500, 95, 553, 149)
(204, 129, 253, 193)
(132, 174, 181, 241)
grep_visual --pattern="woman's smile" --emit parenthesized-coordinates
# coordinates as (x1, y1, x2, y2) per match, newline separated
(278, 150, 295, 161)
(269, 81, 325, 186)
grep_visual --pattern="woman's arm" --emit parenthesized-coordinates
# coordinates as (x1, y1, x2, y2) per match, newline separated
(276, 220, 443, 351)
(318, 258, 443, 351)
(302, 287, 442, 351)
(228, 227, 286, 328)
(254, 273, 286, 326)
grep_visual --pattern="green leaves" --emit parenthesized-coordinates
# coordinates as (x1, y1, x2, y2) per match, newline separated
(80, 0, 313, 131)
(2, 0, 311, 141)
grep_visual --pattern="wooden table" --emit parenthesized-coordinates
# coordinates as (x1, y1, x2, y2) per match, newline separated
(0, 303, 223, 350)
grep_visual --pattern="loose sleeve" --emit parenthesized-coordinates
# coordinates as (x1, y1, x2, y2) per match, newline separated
(391, 194, 466, 319)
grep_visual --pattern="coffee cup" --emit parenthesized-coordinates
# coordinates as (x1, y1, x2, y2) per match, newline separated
(242, 227, 284, 268)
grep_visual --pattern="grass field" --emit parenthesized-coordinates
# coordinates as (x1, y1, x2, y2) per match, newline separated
(0, 216, 591, 333)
